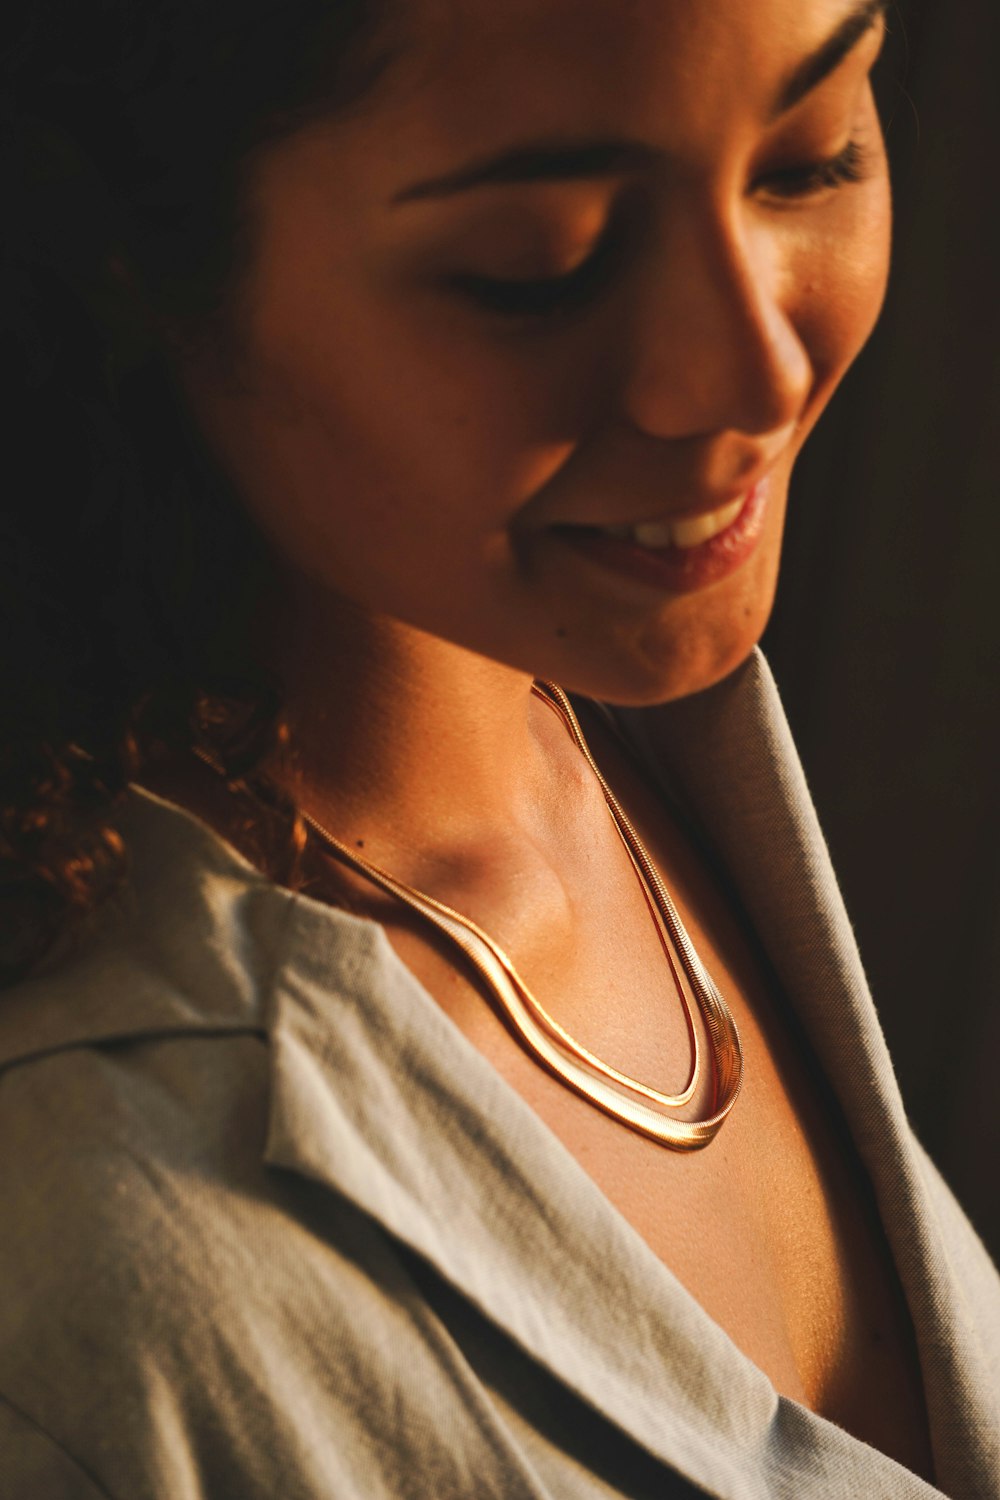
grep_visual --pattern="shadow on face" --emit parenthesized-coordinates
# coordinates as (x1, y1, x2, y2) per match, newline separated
(179, 0, 892, 706)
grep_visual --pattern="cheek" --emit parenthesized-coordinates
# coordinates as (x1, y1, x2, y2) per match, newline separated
(793, 177, 893, 406)
(263, 276, 569, 498)
(208, 324, 503, 607)
(214, 291, 648, 676)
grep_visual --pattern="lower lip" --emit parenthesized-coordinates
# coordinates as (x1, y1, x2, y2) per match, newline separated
(555, 480, 770, 596)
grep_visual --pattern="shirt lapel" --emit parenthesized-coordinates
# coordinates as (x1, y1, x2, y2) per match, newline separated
(615, 649, 1000, 1497)
(263, 867, 947, 1497)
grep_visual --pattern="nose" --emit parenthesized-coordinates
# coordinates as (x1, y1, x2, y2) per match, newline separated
(618, 204, 812, 449)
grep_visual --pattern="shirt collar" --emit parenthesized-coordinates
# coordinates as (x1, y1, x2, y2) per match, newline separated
(0, 650, 983, 1495)
(0, 789, 282, 1071)
(260, 650, 958, 1495)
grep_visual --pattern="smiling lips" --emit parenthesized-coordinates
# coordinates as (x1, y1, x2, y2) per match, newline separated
(555, 479, 771, 594)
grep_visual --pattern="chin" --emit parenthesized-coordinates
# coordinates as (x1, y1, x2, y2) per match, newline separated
(599, 633, 760, 708)
(563, 557, 780, 708)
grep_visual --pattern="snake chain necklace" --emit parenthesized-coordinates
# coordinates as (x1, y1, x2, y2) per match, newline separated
(278, 680, 743, 1152)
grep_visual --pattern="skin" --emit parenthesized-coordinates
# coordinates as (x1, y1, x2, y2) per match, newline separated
(168, 0, 931, 1479)
(180, 0, 891, 855)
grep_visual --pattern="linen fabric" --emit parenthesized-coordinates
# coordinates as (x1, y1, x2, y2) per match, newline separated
(0, 650, 998, 1499)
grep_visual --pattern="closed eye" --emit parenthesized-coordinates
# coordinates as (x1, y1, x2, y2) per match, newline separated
(757, 138, 870, 200)
(446, 225, 623, 319)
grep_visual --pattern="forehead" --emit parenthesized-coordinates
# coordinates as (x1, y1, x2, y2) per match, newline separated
(360, 0, 860, 162)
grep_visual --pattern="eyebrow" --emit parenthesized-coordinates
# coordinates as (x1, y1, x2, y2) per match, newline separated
(392, 0, 889, 206)
(773, 0, 889, 118)
(391, 140, 657, 205)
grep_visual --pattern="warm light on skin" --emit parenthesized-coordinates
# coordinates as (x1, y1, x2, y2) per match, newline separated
(182, 0, 892, 710)
(157, 11, 935, 1463)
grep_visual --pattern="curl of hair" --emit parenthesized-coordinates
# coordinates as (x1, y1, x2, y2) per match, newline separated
(1, 0, 391, 983)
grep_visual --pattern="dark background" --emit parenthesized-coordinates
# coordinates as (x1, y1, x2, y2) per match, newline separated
(764, 0, 1000, 1260)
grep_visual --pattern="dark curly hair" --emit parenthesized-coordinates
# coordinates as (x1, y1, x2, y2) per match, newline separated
(0, 0, 397, 983)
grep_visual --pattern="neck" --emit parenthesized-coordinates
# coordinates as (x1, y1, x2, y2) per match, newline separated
(268, 588, 577, 878)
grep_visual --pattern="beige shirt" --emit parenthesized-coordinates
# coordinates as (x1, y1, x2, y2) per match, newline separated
(1, 651, 998, 1499)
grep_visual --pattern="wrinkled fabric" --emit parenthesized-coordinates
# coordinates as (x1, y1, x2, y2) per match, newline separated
(0, 651, 997, 1499)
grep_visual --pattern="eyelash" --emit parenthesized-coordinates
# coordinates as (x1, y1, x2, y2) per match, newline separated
(450, 140, 869, 320)
(762, 138, 868, 199)
(449, 228, 623, 319)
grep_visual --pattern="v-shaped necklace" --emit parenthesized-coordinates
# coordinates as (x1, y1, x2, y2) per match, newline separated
(293, 681, 743, 1151)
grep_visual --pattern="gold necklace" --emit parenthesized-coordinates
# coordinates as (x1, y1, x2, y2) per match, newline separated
(291, 682, 743, 1152)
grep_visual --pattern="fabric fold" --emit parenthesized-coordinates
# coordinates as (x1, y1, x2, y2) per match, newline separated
(1, 653, 996, 1497)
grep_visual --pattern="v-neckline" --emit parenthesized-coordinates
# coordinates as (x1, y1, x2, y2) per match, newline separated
(75, 649, 997, 1495)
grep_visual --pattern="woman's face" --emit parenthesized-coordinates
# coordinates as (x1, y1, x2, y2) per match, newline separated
(184, 0, 891, 704)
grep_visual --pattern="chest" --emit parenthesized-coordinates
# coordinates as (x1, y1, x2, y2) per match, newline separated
(380, 743, 934, 1482)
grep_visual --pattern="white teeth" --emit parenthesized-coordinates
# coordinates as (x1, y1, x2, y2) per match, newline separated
(632, 522, 676, 549)
(606, 496, 745, 551)
(672, 498, 743, 547)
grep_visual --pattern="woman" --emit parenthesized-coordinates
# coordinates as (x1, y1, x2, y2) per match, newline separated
(2, 0, 997, 1495)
